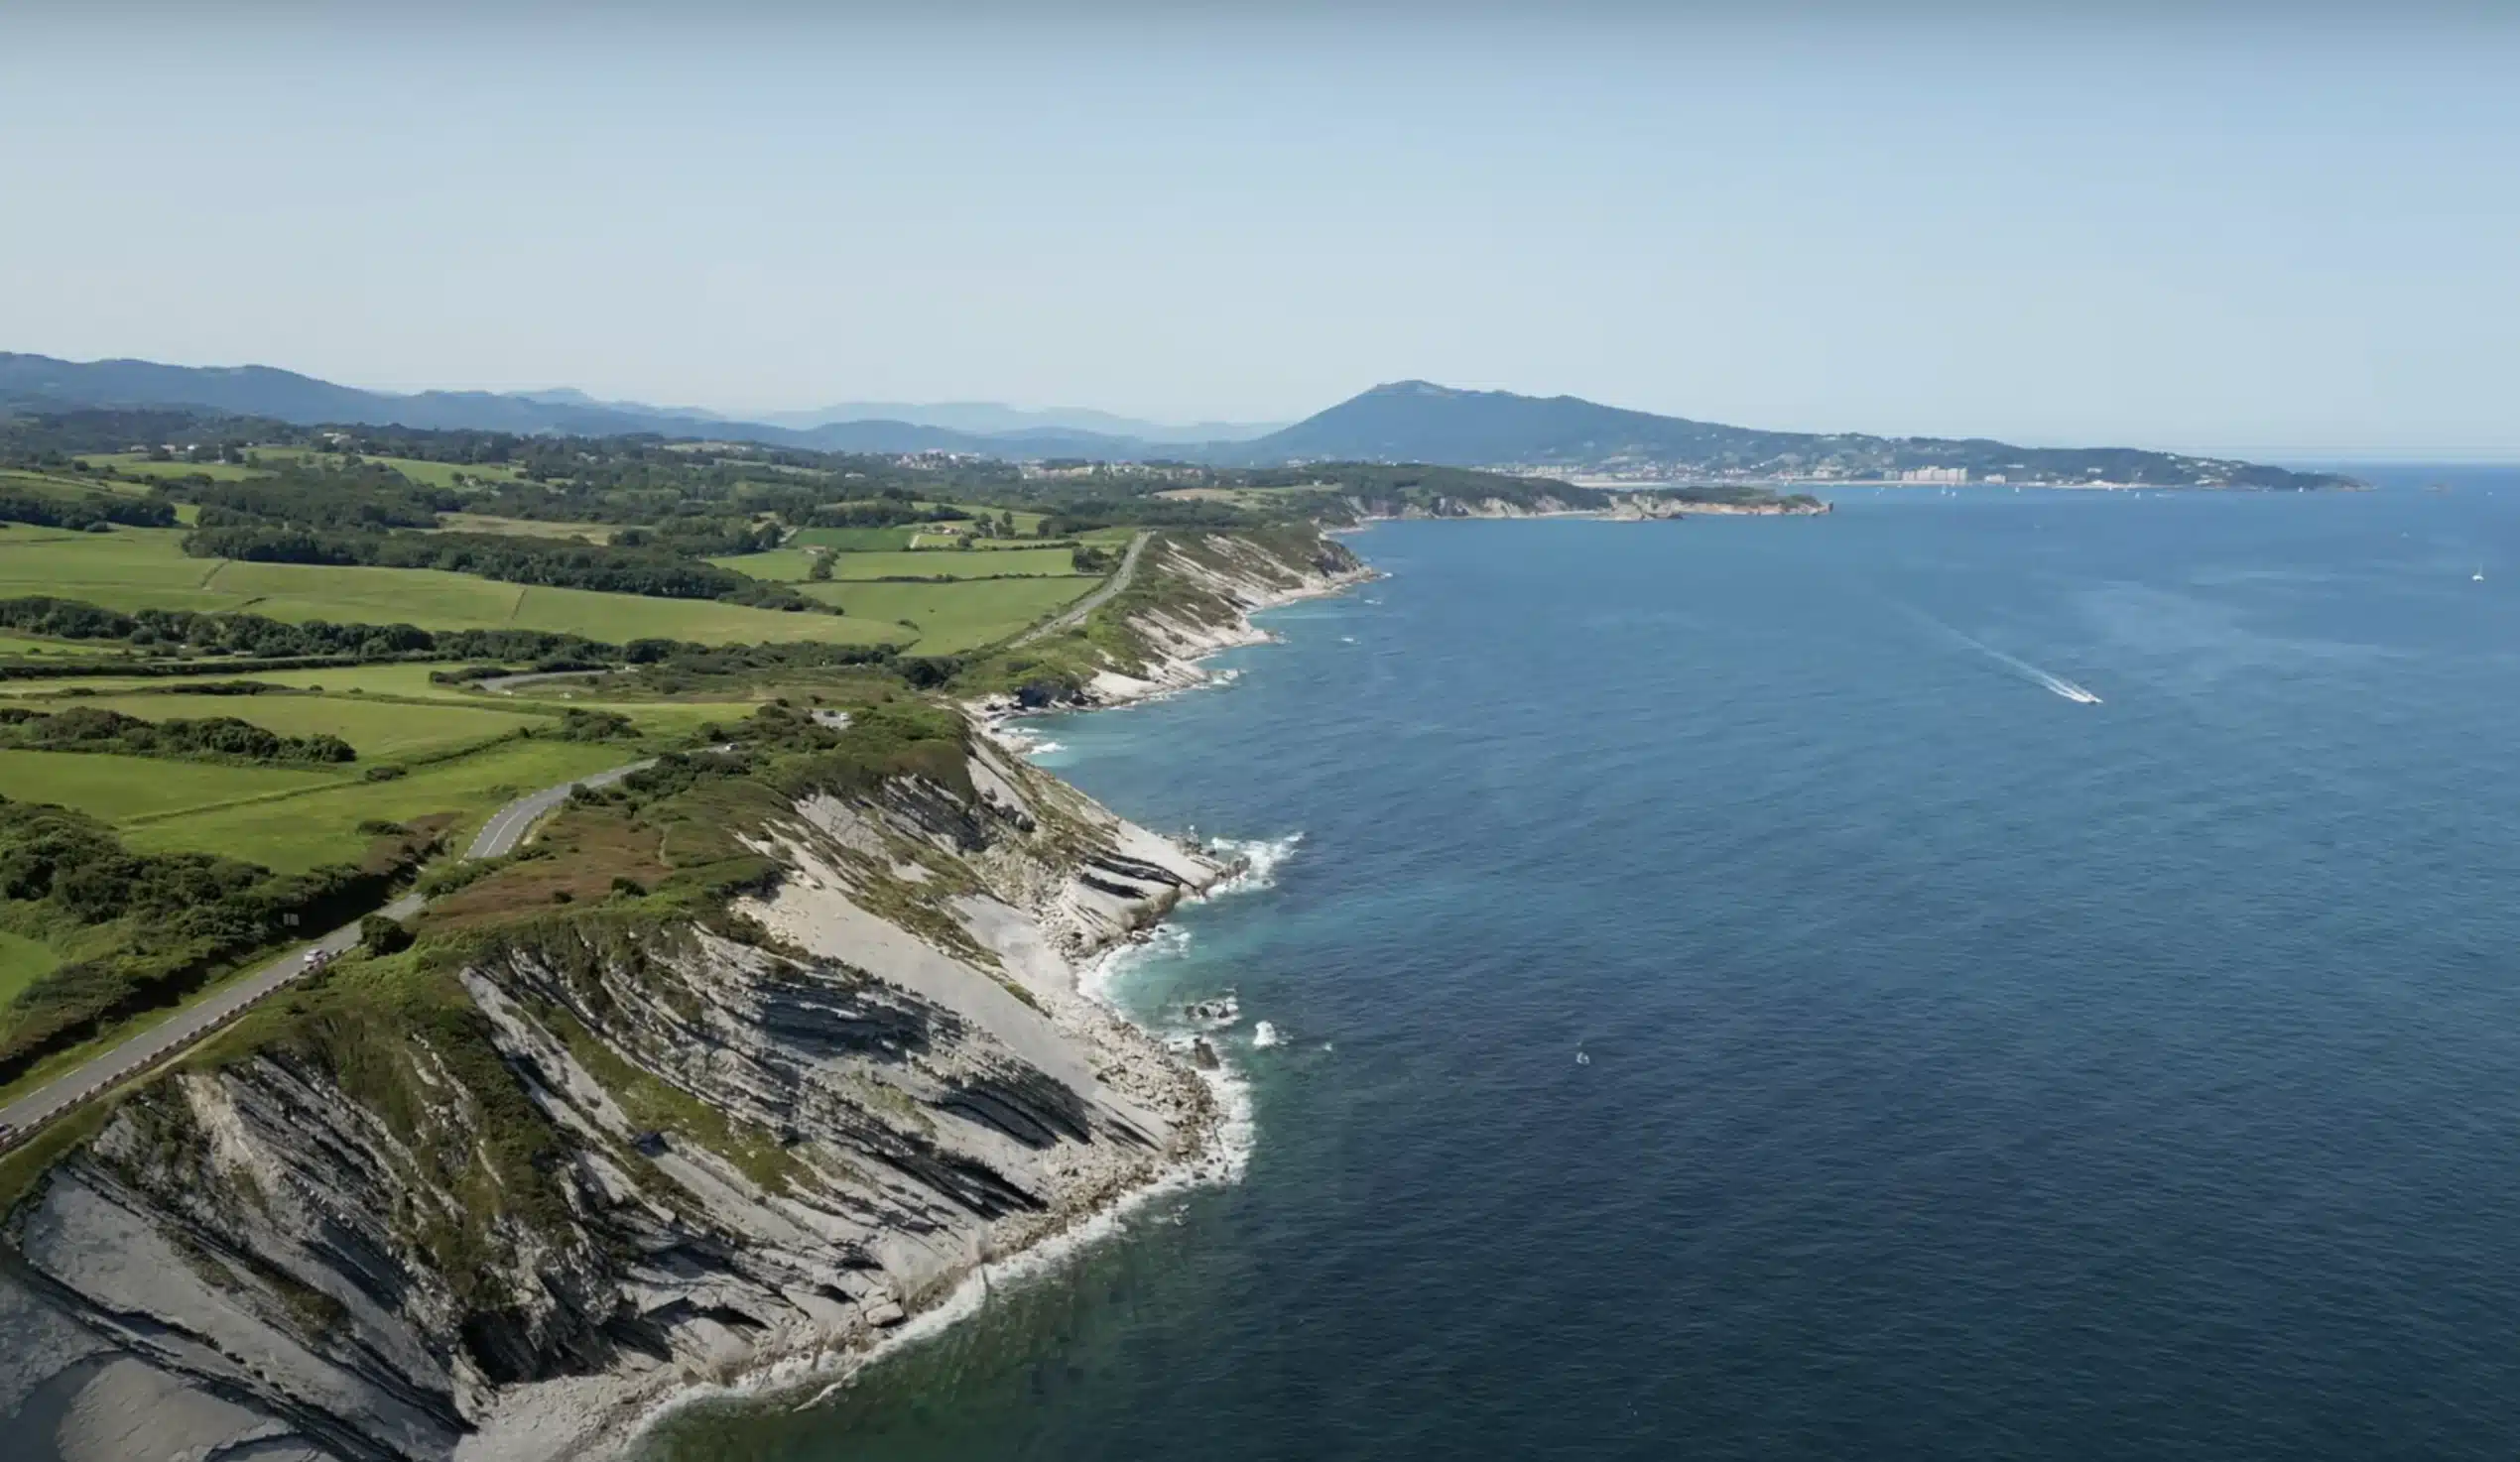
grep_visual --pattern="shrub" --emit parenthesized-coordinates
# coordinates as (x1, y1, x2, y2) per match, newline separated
(359, 914, 414, 956)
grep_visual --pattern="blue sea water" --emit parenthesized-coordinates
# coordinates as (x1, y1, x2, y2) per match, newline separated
(641, 474, 2520, 1461)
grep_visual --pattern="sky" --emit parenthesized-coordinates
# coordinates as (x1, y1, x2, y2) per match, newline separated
(1, 2, 2514, 458)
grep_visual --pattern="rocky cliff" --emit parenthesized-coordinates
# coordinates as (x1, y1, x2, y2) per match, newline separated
(974, 526, 1373, 713)
(0, 730, 1234, 1462)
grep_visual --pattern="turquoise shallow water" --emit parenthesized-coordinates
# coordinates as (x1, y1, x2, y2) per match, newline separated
(641, 472, 2520, 1461)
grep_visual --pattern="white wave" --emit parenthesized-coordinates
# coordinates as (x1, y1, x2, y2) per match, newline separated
(1203, 832, 1303, 898)
(1078, 924, 1192, 1007)
(1338, 636, 1357, 644)
(1251, 1020, 1282, 1048)
(988, 724, 1068, 758)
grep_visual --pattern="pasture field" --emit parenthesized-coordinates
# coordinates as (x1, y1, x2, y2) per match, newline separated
(706, 548, 819, 581)
(933, 503, 1047, 535)
(61, 693, 544, 761)
(787, 526, 917, 551)
(0, 528, 233, 611)
(831, 548, 1084, 579)
(434, 513, 619, 542)
(123, 738, 631, 872)
(74, 454, 264, 483)
(0, 748, 345, 822)
(0, 635, 119, 659)
(0, 527, 90, 548)
(0, 668, 761, 737)
(803, 576, 1094, 652)
(244, 450, 526, 487)
(2, 469, 161, 501)
(0, 529, 901, 645)
(713, 547, 1088, 582)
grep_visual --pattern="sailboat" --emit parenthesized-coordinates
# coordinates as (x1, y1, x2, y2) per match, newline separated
(2473, 566, 2485, 582)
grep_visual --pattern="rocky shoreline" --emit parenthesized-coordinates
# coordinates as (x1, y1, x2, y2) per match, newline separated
(0, 529, 1376, 1462)
(514, 539, 1380, 1461)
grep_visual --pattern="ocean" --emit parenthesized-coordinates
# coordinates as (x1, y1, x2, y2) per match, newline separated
(638, 471, 2520, 1461)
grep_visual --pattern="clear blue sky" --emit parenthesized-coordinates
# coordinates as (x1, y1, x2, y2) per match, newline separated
(2, 3, 2513, 457)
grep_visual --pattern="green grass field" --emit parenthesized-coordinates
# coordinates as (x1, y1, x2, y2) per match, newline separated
(74, 454, 265, 483)
(245, 449, 525, 488)
(803, 577, 1095, 652)
(787, 526, 918, 551)
(124, 738, 632, 872)
(0, 529, 902, 645)
(0, 635, 120, 659)
(713, 547, 1088, 582)
(61, 693, 546, 760)
(0, 663, 528, 701)
(434, 512, 620, 542)
(0, 930, 60, 1010)
(1, 469, 161, 502)
(0, 526, 90, 549)
(0, 749, 345, 822)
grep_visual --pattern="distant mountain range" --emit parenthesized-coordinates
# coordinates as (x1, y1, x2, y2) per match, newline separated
(0, 354, 1227, 459)
(0, 352, 2353, 489)
(747, 402, 1281, 442)
(509, 388, 1284, 443)
(1215, 381, 2353, 489)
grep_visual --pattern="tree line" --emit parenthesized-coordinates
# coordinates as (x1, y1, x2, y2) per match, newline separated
(0, 705, 356, 764)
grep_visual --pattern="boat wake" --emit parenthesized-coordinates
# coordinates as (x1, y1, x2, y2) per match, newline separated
(1966, 639, 2104, 703)
(1894, 602, 2103, 704)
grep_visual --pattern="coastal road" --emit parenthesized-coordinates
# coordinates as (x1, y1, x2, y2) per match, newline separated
(1009, 531, 1150, 648)
(0, 758, 655, 1148)
(476, 667, 623, 695)
(464, 759, 654, 859)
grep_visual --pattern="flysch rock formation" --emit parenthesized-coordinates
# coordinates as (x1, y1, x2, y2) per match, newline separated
(0, 733, 1234, 1462)
(986, 529, 1376, 712)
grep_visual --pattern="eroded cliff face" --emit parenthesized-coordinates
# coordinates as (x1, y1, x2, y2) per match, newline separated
(0, 738, 1229, 1462)
(1037, 529, 1373, 709)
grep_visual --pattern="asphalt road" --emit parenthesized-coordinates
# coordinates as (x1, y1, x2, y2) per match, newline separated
(463, 759, 654, 860)
(1009, 531, 1150, 648)
(0, 758, 653, 1147)
(476, 667, 623, 694)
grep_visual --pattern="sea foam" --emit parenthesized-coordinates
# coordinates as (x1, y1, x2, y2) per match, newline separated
(1205, 832, 1303, 898)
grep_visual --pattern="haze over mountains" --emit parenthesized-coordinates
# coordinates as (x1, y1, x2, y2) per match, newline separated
(0, 352, 2352, 489)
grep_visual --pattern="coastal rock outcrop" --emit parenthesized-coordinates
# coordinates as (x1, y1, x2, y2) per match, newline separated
(0, 735, 1228, 1462)
(979, 527, 1374, 713)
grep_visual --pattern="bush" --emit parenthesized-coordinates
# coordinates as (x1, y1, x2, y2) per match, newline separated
(549, 708, 636, 742)
(359, 914, 414, 956)
(364, 765, 407, 782)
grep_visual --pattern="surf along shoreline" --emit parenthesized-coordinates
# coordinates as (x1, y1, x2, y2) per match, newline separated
(552, 543, 1380, 1462)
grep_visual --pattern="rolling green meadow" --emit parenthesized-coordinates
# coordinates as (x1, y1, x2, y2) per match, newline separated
(122, 738, 633, 871)
(0, 528, 904, 643)
(802, 576, 1096, 652)
(710, 546, 1087, 581)
(54, 692, 545, 760)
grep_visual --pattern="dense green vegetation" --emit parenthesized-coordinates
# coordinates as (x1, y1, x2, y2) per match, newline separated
(187, 524, 822, 609)
(0, 796, 440, 1083)
(0, 705, 355, 765)
(0, 485, 177, 531)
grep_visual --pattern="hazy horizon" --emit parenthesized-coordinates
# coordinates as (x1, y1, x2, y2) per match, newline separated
(3, 3, 2514, 458)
